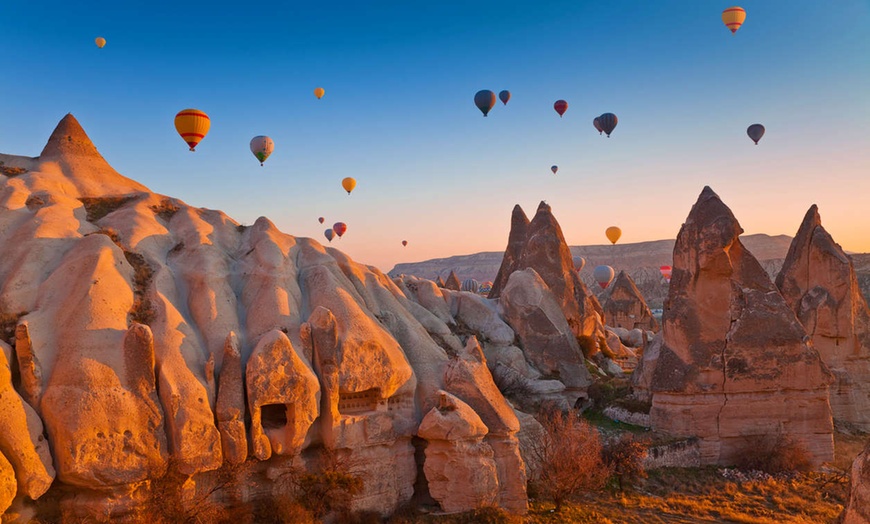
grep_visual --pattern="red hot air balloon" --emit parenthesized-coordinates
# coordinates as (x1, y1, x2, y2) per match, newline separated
(402, 240, 408, 247)
(333, 222, 347, 238)
(551, 165, 558, 175)
(474, 90, 496, 117)
(598, 113, 618, 137)
(747, 124, 765, 145)
(593, 117, 603, 135)
(318, 217, 325, 224)
(660, 265, 672, 283)
(324, 229, 335, 242)
(499, 90, 511, 105)
(554, 100, 568, 118)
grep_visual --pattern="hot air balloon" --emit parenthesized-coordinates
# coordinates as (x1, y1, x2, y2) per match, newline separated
(747, 124, 765, 145)
(598, 113, 618, 137)
(479, 281, 493, 295)
(554, 100, 568, 118)
(402, 240, 408, 247)
(342, 177, 356, 195)
(314, 87, 325, 99)
(324, 229, 335, 242)
(572, 256, 586, 272)
(605, 226, 622, 245)
(249, 136, 274, 166)
(593, 117, 603, 135)
(174, 109, 210, 152)
(318, 217, 325, 224)
(333, 222, 347, 238)
(660, 265, 672, 283)
(474, 90, 496, 117)
(95, 37, 106, 48)
(551, 165, 558, 175)
(722, 6, 746, 34)
(461, 279, 480, 294)
(499, 90, 511, 105)
(593, 265, 615, 289)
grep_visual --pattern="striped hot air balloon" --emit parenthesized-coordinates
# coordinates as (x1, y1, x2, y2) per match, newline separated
(660, 265, 672, 283)
(722, 6, 746, 34)
(461, 279, 480, 294)
(598, 113, 618, 137)
(479, 281, 493, 295)
(174, 109, 210, 151)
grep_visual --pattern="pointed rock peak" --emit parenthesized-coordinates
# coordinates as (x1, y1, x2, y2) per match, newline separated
(536, 200, 551, 214)
(460, 336, 486, 364)
(444, 270, 462, 291)
(699, 186, 719, 200)
(685, 186, 743, 238)
(511, 204, 529, 224)
(799, 204, 822, 230)
(40, 114, 103, 160)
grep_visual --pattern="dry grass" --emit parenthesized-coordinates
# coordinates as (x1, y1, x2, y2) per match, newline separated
(79, 195, 136, 222)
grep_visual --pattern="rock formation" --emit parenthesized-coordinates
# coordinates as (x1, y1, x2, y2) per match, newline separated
(601, 270, 659, 332)
(444, 271, 462, 291)
(0, 115, 530, 519)
(645, 187, 833, 466)
(775, 205, 870, 431)
(845, 441, 870, 524)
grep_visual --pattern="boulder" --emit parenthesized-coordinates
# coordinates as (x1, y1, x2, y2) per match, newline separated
(776, 205, 870, 431)
(648, 187, 833, 466)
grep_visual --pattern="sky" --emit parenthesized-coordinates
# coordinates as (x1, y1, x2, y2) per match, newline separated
(1, 1, 868, 271)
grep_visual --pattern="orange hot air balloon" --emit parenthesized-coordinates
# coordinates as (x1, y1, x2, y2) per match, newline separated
(333, 222, 347, 238)
(402, 240, 408, 247)
(554, 100, 568, 118)
(95, 37, 106, 48)
(605, 226, 622, 244)
(174, 109, 210, 151)
(341, 177, 356, 195)
(722, 6, 746, 34)
(314, 87, 325, 99)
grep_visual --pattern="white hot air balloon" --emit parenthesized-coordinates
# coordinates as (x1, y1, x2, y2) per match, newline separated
(250, 135, 275, 166)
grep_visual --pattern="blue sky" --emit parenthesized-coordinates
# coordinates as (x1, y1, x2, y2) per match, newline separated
(1, 1, 868, 270)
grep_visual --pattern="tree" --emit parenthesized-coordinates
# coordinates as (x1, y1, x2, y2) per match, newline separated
(602, 434, 648, 491)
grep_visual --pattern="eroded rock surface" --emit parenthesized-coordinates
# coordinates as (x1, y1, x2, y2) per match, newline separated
(601, 270, 659, 332)
(845, 441, 870, 524)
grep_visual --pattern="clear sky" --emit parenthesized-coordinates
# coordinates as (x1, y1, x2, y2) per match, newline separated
(1, 1, 868, 271)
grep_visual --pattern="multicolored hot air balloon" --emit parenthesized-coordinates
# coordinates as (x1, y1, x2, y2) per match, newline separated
(174, 109, 210, 152)
(554, 100, 568, 118)
(402, 240, 408, 247)
(747, 124, 765, 145)
(605, 226, 622, 245)
(333, 222, 347, 238)
(318, 217, 325, 224)
(461, 279, 480, 294)
(551, 165, 558, 175)
(722, 6, 746, 34)
(249, 136, 274, 166)
(314, 87, 325, 99)
(342, 177, 356, 195)
(499, 90, 511, 105)
(598, 113, 618, 137)
(572, 256, 586, 272)
(593, 265, 615, 289)
(660, 265, 672, 283)
(593, 117, 603, 135)
(95, 37, 106, 48)
(479, 281, 493, 295)
(474, 90, 496, 117)
(324, 229, 335, 242)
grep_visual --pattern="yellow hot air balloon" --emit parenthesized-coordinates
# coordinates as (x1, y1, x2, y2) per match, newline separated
(342, 177, 356, 195)
(605, 226, 622, 245)
(314, 87, 325, 99)
(95, 37, 106, 48)
(722, 6, 746, 34)
(174, 109, 210, 152)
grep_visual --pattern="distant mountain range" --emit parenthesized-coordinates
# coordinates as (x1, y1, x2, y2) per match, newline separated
(391, 234, 870, 308)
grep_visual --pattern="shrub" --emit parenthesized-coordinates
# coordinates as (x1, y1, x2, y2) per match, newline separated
(124, 251, 155, 325)
(586, 378, 631, 410)
(0, 161, 28, 177)
(277, 447, 365, 519)
(528, 410, 612, 512)
(734, 434, 814, 474)
(79, 196, 136, 222)
(149, 199, 181, 221)
(602, 434, 648, 491)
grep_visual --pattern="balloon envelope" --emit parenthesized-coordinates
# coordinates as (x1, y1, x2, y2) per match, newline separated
(598, 113, 618, 137)
(318, 217, 325, 224)
(474, 90, 496, 117)
(174, 109, 210, 151)
(479, 281, 493, 295)
(461, 279, 480, 294)
(333, 222, 347, 237)
(593, 265, 615, 289)
(605, 226, 622, 244)
(551, 165, 558, 174)
(314, 87, 325, 99)
(95, 37, 106, 48)
(402, 240, 408, 247)
(499, 90, 511, 105)
(572, 256, 586, 272)
(554, 100, 568, 117)
(324, 229, 335, 242)
(747, 124, 765, 145)
(249, 136, 274, 165)
(722, 6, 746, 34)
(342, 177, 357, 194)
(660, 265, 672, 283)
(593, 117, 603, 135)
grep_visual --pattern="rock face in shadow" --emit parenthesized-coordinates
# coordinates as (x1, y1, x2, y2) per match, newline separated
(601, 270, 659, 332)
(775, 205, 870, 432)
(0, 115, 529, 519)
(647, 187, 833, 466)
(845, 441, 870, 524)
